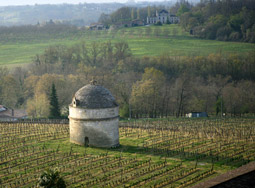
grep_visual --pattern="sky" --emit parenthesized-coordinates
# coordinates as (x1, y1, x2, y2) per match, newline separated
(0, 0, 163, 6)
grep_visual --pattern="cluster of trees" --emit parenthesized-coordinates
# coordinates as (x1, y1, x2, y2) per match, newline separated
(99, 1, 196, 27)
(99, 6, 170, 26)
(179, 0, 255, 42)
(0, 41, 254, 118)
(99, 0, 255, 42)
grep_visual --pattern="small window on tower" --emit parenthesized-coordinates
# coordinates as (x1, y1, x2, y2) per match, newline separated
(73, 97, 78, 107)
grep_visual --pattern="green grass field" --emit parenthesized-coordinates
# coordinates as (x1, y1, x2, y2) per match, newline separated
(0, 24, 255, 67)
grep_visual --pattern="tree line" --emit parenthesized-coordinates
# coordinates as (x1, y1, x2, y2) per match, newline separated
(179, 0, 255, 42)
(99, 0, 255, 43)
(0, 41, 254, 118)
(98, 1, 195, 26)
(99, 6, 169, 26)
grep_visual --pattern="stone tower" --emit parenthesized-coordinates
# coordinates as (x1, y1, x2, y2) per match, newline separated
(69, 82, 119, 148)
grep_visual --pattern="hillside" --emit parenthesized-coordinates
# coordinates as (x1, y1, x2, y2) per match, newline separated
(0, 1, 192, 26)
(0, 3, 123, 26)
(1, 24, 254, 118)
(0, 24, 254, 67)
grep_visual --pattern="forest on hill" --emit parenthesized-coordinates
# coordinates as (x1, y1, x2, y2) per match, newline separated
(100, 0, 255, 43)
(0, 41, 254, 118)
(179, 0, 255, 42)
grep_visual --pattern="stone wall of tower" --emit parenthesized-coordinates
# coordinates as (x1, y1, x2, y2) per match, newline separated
(69, 106, 119, 148)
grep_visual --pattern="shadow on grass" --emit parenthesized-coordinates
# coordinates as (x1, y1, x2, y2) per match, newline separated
(105, 144, 250, 169)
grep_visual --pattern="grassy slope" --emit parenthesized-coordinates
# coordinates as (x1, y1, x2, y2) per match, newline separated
(0, 24, 254, 67)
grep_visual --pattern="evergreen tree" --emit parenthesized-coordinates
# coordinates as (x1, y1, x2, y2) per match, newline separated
(49, 83, 61, 118)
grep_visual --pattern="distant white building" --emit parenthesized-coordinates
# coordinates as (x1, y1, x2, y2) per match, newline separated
(147, 9, 179, 25)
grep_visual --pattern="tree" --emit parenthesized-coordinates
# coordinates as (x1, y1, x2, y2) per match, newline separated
(0, 75, 20, 108)
(119, 103, 129, 118)
(0, 67, 9, 104)
(186, 77, 210, 113)
(27, 93, 50, 118)
(109, 7, 131, 23)
(215, 96, 225, 116)
(80, 42, 103, 67)
(208, 75, 230, 116)
(137, 8, 140, 19)
(114, 42, 131, 62)
(177, 0, 255, 42)
(223, 83, 241, 116)
(49, 83, 61, 118)
(130, 68, 166, 118)
(38, 168, 66, 188)
(173, 75, 191, 117)
(177, 4, 190, 17)
(237, 80, 255, 115)
(98, 13, 111, 26)
(147, 6, 151, 17)
(228, 13, 243, 32)
(24, 75, 40, 100)
(131, 8, 134, 20)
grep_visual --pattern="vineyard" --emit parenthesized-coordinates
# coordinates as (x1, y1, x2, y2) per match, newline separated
(0, 118, 255, 187)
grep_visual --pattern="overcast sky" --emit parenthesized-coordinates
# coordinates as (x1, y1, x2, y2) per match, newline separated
(0, 0, 157, 6)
